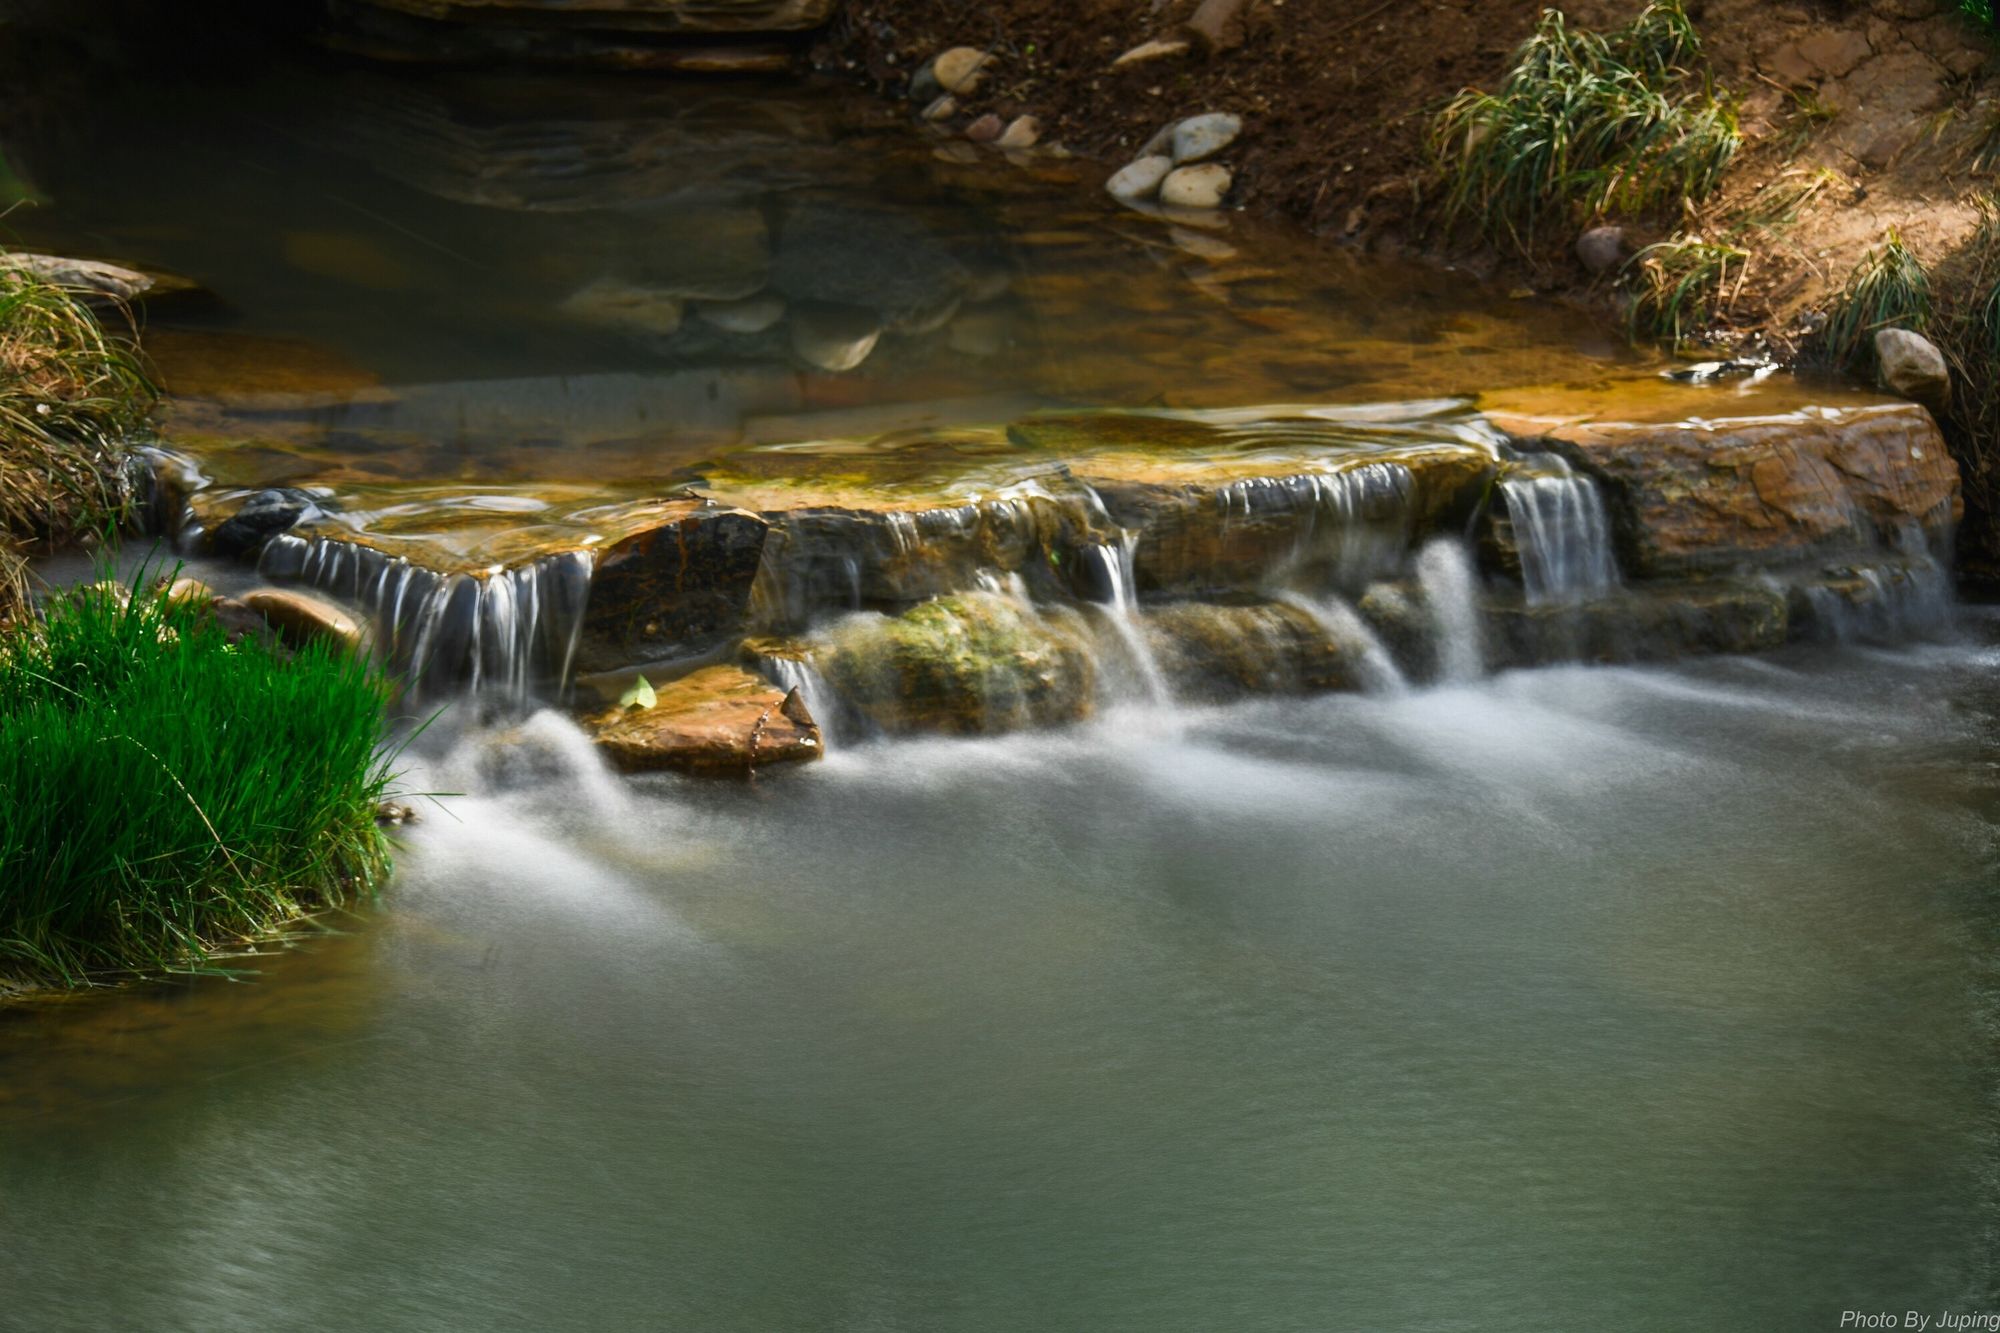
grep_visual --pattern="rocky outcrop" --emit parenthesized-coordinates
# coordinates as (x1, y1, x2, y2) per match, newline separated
(585, 664, 821, 776)
(577, 501, 769, 673)
(1492, 403, 1959, 578)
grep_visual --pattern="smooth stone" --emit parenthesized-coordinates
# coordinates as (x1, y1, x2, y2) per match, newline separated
(693, 292, 786, 334)
(0, 254, 154, 302)
(789, 302, 882, 372)
(239, 588, 364, 653)
(1113, 38, 1192, 69)
(1105, 154, 1174, 201)
(933, 46, 993, 95)
(585, 664, 821, 777)
(921, 94, 958, 121)
(1171, 112, 1242, 164)
(1576, 225, 1626, 275)
(1159, 163, 1232, 209)
(1875, 328, 1949, 406)
(165, 576, 218, 605)
(997, 115, 1042, 150)
(560, 278, 684, 336)
(211, 487, 328, 557)
(965, 113, 1005, 143)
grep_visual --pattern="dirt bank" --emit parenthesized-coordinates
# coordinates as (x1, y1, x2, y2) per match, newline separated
(816, 0, 2000, 573)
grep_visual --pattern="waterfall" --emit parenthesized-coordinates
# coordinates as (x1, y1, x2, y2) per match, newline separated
(1273, 592, 1407, 694)
(1076, 535, 1173, 706)
(1217, 461, 1416, 592)
(260, 534, 595, 706)
(1500, 461, 1620, 605)
(1415, 538, 1485, 683)
(759, 651, 844, 745)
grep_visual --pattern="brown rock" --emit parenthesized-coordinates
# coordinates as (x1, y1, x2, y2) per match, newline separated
(965, 113, 1005, 143)
(1490, 404, 1960, 577)
(1184, 0, 1251, 53)
(1113, 38, 1192, 69)
(932, 46, 994, 95)
(240, 588, 365, 653)
(585, 664, 822, 776)
(575, 502, 769, 673)
(165, 576, 218, 606)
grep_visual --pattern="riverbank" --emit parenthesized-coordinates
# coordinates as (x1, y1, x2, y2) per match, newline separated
(815, 0, 2000, 573)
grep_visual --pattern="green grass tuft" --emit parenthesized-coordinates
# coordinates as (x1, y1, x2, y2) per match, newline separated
(1815, 229, 1933, 375)
(1623, 235, 1749, 345)
(1428, 1, 1740, 250)
(0, 574, 394, 990)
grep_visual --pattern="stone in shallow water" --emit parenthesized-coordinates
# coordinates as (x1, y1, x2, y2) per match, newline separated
(584, 664, 821, 777)
(1160, 164, 1232, 209)
(239, 588, 365, 654)
(1105, 155, 1174, 202)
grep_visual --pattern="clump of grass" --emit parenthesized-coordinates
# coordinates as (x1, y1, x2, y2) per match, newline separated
(1623, 235, 1749, 344)
(0, 259, 155, 617)
(1961, 0, 1997, 34)
(1428, 0, 1740, 250)
(0, 575, 394, 990)
(1814, 229, 1933, 376)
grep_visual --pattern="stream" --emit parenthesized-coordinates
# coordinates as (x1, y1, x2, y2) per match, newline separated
(1, 7, 1996, 1330)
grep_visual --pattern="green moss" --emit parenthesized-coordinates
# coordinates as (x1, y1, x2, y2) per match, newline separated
(0, 575, 394, 990)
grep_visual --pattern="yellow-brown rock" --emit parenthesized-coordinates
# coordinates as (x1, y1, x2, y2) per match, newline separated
(585, 664, 821, 776)
(1492, 403, 1960, 577)
(240, 589, 365, 654)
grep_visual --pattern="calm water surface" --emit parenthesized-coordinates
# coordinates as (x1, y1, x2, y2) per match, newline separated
(3, 640, 1996, 1331)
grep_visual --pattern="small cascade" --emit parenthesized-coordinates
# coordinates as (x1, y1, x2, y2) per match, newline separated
(758, 650, 845, 745)
(1216, 461, 1417, 592)
(260, 534, 595, 705)
(1500, 460, 1620, 605)
(1794, 553, 1954, 644)
(1273, 592, 1407, 694)
(1415, 538, 1485, 683)
(1076, 534, 1173, 706)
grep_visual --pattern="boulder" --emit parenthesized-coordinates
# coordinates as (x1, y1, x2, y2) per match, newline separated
(1159, 163, 1232, 209)
(575, 502, 769, 673)
(1874, 327, 1949, 406)
(1144, 600, 1360, 698)
(1170, 112, 1242, 164)
(240, 588, 365, 653)
(1105, 155, 1175, 201)
(1491, 403, 1961, 577)
(585, 664, 821, 776)
(817, 592, 1096, 734)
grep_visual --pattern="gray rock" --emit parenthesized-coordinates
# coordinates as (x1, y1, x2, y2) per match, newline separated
(0, 253, 155, 302)
(1106, 154, 1175, 201)
(1576, 225, 1626, 275)
(1171, 112, 1242, 164)
(1875, 327, 1950, 405)
(212, 488, 328, 557)
(1160, 163, 1232, 209)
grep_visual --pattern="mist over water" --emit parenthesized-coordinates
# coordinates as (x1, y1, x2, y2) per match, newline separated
(4, 637, 1996, 1332)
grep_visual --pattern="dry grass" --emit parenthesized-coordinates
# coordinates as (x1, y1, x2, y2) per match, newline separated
(0, 260, 154, 616)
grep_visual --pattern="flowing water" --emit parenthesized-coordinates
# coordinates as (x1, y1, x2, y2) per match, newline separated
(2, 7, 1997, 1330)
(4, 641, 1999, 1331)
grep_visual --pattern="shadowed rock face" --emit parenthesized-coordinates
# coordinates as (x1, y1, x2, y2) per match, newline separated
(584, 663, 820, 775)
(1493, 403, 1960, 578)
(578, 502, 769, 673)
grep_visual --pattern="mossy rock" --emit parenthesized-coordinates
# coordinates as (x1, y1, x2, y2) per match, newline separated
(816, 592, 1095, 734)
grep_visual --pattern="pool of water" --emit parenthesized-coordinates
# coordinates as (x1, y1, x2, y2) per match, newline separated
(4, 638, 1997, 1331)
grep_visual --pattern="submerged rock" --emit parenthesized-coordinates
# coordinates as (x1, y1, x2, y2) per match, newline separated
(209, 488, 329, 558)
(1481, 580, 1791, 667)
(817, 593, 1096, 734)
(584, 664, 821, 777)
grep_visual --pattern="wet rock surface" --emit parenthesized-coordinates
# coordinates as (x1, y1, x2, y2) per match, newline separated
(1492, 403, 1960, 577)
(584, 663, 821, 776)
(579, 503, 769, 674)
